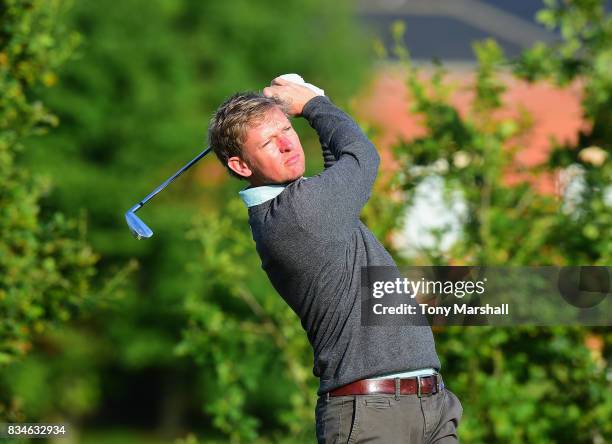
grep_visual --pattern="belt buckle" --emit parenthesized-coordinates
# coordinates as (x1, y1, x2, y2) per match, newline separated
(432, 372, 445, 394)
(433, 372, 440, 394)
(417, 374, 438, 398)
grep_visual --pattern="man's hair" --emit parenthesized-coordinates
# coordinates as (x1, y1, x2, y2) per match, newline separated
(208, 92, 287, 180)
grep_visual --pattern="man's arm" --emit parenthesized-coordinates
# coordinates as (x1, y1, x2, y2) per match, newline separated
(263, 76, 337, 169)
(264, 78, 380, 239)
(321, 140, 337, 169)
(302, 95, 375, 171)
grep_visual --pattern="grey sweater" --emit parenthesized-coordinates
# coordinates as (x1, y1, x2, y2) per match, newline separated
(246, 96, 441, 395)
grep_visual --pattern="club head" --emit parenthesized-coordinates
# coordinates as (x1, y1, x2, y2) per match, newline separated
(125, 211, 153, 240)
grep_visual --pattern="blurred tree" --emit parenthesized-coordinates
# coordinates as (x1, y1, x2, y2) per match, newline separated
(178, 199, 317, 442)
(359, 1, 611, 443)
(0, 0, 99, 421)
(7, 0, 607, 442)
(181, 0, 611, 442)
(12, 0, 373, 439)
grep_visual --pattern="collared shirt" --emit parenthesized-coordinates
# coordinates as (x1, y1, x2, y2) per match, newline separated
(236, 95, 441, 396)
(239, 177, 309, 208)
(238, 178, 437, 382)
(239, 184, 288, 208)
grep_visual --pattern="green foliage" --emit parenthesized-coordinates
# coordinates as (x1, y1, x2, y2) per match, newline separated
(0, 0, 97, 367)
(17, 0, 372, 375)
(178, 199, 316, 442)
(5, 0, 372, 438)
(360, 2, 612, 442)
(0, 0, 137, 425)
(435, 326, 610, 443)
(377, 9, 611, 266)
(179, 2, 611, 442)
(2, 0, 609, 442)
(2, 326, 105, 421)
(517, 0, 612, 145)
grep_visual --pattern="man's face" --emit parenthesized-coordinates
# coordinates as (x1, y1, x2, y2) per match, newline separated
(229, 106, 305, 186)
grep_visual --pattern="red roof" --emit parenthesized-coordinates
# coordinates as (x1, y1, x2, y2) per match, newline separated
(354, 67, 587, 195)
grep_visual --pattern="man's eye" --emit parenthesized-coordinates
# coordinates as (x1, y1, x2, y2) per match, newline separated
(283, 126, 292, 131)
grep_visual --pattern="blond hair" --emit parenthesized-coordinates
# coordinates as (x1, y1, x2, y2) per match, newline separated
(208, 92, 287, 180)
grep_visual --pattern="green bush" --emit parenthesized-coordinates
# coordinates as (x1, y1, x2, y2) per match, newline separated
(182, 1, 611, 442)
(0, 0, 98, 420)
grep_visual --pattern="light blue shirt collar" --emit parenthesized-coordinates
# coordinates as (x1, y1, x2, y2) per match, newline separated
(239, 184, 287, 208)
(238, 177, 308, 208)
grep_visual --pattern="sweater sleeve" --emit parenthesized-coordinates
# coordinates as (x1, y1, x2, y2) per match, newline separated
(286, 96, 380, 238)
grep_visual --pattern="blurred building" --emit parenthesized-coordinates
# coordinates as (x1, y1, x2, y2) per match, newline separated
(358, 0, 558, 61)
(354, 0, 591, 256)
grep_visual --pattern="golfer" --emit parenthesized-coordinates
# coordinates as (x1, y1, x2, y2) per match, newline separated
(208, 76, 463, 443)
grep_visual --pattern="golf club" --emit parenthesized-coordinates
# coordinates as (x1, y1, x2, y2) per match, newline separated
(125, 147, 212, 239)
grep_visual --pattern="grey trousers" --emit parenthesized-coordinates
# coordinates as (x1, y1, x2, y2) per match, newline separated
(315, 380, 463, 443)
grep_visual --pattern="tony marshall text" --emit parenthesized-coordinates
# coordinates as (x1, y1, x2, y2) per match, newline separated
(372, 303, 509, 316)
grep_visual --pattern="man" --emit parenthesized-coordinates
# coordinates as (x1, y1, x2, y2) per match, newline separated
(208, 76, 463, 443)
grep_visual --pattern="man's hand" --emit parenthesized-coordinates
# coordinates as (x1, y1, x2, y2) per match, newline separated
(263, 76, 321, 117)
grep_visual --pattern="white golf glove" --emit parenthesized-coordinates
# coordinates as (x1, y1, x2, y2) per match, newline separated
(278, 73, 325, 96)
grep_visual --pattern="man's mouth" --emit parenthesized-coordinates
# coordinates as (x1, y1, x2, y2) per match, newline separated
(285, 154, 300, 166)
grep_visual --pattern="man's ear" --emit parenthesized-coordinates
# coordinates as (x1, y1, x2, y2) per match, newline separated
(227, 156, 253, 178)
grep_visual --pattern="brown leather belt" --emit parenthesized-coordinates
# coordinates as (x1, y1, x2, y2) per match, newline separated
(329, 373, 443, 398)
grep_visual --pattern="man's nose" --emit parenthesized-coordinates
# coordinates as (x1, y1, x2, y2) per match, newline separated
(278, 135, 293, 152)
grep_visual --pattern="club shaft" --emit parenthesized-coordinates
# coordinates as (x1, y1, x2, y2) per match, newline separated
(130, 147, 212, 213)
